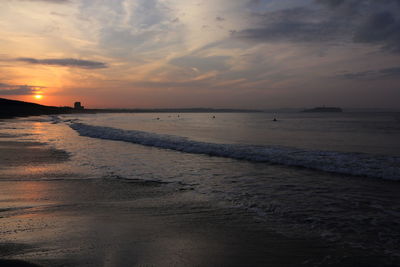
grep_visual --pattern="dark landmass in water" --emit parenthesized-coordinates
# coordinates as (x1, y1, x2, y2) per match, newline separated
(0, 98, 262, 119)
(302, 107, 343, 113)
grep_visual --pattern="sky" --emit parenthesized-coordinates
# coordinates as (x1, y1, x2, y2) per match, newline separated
(0, 0, 399, 109)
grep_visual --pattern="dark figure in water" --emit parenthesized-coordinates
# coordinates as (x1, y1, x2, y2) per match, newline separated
(212, 116, 216, 119)
(273, 118, 277, 122)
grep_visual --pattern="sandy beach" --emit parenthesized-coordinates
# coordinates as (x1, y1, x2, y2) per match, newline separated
(0, 135, 398, 267)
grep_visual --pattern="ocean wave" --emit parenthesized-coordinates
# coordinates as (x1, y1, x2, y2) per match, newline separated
(69, 122, 400, 181)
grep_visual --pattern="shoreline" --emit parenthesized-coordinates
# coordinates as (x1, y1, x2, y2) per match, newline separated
(0, 138, 399, 266)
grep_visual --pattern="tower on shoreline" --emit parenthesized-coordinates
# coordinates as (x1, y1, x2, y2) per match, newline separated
(74, 102, 84, 110)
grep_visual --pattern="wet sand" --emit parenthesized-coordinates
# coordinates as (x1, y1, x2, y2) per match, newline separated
(0, 140, 397, 266)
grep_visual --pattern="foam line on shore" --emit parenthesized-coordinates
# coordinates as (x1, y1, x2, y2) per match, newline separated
(70, 122, 400, 181)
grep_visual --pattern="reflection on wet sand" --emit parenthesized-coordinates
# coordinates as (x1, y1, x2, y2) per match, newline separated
(1, 177, 396, 267)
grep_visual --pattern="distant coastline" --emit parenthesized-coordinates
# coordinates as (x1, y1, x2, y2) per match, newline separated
(89, 107, 263, 114)
(302, 107, 343, 113)
(0, 98, 262, 119)
(4, 98, 399, 119)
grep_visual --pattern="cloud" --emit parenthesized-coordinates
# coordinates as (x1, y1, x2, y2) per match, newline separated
(0, 83, 43, 95)
(131, 80, 209, 89)
(16, 58, 108, 69)
(170, 55, 231, 72)
(234, 0, 400, 52)
(11, 0, 70, 3)
(232, 6, 347, 42)
(81, 0, 183, 59)
(338, 66, 400, 80)
(379, 66, 400, 76)
(353, 11, 400, 53)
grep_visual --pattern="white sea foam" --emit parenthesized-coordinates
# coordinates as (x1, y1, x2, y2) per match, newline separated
(70, 122, 400, 181)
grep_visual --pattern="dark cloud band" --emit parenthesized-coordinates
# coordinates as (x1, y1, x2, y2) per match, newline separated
(338, 66, 400, 80)
(0, 83, 43, 95)
(11, 0, 70, 3)
(234, 0, 400, 53)
(16, 58, 108, 69)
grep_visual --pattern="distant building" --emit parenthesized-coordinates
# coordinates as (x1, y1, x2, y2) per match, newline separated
(74, 102, 84, 110)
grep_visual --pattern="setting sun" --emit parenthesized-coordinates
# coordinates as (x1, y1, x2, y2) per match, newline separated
(34, 95, 43, 100)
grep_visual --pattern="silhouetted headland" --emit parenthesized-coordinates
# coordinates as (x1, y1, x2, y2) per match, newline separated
(302, 106, 343, 113)
(0, 98, 262, 119)
(0, 98, 75, 119)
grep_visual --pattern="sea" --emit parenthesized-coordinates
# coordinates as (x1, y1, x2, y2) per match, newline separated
(1, 111, 400, 260)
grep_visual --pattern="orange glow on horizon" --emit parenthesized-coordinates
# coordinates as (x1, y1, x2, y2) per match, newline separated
(34, 94, 43, 100)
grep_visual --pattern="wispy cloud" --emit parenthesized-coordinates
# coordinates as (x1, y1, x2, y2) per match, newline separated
(16, 58, 108, 69)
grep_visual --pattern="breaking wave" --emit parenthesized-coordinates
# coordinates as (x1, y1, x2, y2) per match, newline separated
(70, 123, 400, 181)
